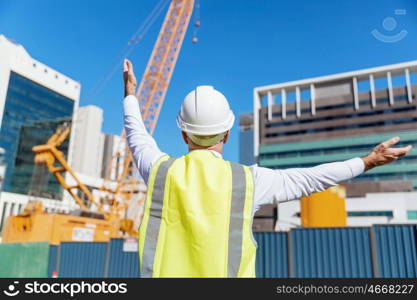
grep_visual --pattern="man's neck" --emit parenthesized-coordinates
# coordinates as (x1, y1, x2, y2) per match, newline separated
(189, 148, 223, 158)
(188, 144, 223, 155)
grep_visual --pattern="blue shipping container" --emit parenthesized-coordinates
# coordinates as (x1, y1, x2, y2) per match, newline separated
(106, 239, 140, 278)
(254, 232, 288, 278)
(372, 225, 417, 278)
(48, 245, 58, 278)
(289, 227, 373, 278)
(28, 225, 417, 278)
(58, 242, 107, 278)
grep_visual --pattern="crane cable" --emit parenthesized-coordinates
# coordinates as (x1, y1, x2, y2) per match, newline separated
(192, 0, 201, 43)
(85, 0, 170, 102)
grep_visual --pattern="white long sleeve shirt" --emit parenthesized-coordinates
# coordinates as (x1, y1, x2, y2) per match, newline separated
(123, 95, 365, 213)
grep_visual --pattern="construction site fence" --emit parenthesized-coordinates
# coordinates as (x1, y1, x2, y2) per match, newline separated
(0, 224, 416, 278)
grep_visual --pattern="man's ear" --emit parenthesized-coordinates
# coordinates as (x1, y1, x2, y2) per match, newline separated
(223, 130, 230, 144)
(181, 131, 189, 144)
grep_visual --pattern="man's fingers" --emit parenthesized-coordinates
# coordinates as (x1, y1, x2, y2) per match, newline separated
(381, 136, 400, 148)
(123, 59, 134, 74)
(127, 59, 134, 74)
(387, 145, 412, 157)
(123, 59, 128, 72)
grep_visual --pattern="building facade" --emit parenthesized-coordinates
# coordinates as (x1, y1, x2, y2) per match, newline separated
(11, 118, 71, 198)
(70, 105, 104, 178)
(252, 61, 417, 229)
(239, 113, 255, 165)
(0, 35, 80, 230)
(101, 134, 126, 180)
(0, 35, 80, 190)
(254, 60, 417, 189)
(276, 191, 417, 231)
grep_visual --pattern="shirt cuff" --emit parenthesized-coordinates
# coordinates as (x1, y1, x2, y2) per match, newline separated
(345, 157, 365, 178)
(123, 95, 141, 117)
(124, 95, 137, 103)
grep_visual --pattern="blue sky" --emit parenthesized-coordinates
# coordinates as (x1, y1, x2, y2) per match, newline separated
(1, 0, 417, 162)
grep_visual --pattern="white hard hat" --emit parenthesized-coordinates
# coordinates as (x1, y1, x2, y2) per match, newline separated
(176, 85, 235, 135)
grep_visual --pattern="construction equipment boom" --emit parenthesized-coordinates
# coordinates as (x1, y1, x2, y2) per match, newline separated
(2, 0, 196, 244)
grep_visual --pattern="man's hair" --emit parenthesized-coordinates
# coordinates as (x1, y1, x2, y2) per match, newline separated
(187, 132, 227, 147)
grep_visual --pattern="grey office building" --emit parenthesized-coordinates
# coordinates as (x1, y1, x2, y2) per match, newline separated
(253, 61, 417, 189)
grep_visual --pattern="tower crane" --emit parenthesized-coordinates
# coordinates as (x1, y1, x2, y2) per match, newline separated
(138, 0, 195, 134)
(99, 0, 195, 228)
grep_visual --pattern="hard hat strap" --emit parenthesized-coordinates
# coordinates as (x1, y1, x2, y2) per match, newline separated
(187, 132, 227, 147)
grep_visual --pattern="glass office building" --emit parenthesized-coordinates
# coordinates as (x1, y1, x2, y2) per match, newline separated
(0, 72, 75, 195)
(10, 118, 71, 198)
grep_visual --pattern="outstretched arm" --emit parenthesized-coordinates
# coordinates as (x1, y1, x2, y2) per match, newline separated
(253, 137, 412, 210)
(123, 59, 166, 184)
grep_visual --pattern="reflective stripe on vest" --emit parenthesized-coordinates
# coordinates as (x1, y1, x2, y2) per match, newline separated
(141, 157, 176, 278)
(139, 151, 256, 278)
(228, 162, 247, 277)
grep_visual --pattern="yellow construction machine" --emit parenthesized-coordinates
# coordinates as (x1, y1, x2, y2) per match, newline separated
(2, 123, 138, 244)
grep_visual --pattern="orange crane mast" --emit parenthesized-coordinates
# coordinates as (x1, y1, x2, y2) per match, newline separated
(138, 0, 195, 134)
(100, 0, 195, 223)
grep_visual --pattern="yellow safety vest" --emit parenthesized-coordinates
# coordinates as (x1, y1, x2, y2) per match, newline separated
(138, 150, 256, 278)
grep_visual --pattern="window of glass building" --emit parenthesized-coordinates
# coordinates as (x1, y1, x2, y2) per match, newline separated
(407, 210, 417, 220)
(0, 71, 75, 198)
(347, 211, 393, 217)
(12, 119, 71, 199)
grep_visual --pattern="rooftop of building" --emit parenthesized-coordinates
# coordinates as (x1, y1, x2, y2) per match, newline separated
(0, 34, 81, 100)
(254, 60, 417, 96)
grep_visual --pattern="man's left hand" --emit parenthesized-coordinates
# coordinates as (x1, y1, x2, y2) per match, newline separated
(362, 137, 412, 171)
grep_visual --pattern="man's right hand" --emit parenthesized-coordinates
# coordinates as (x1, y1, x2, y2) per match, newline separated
(123, 59, 137, 97)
